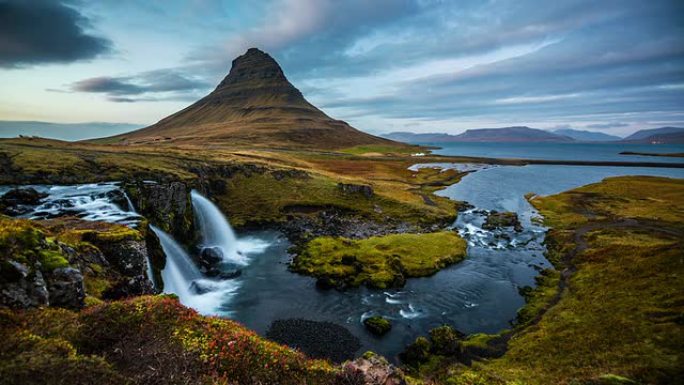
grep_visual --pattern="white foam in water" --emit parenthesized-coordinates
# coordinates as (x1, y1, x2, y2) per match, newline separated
(151, 225, 239, 316)
(399, 304, 425, 319)
(191, 190, 246, 265)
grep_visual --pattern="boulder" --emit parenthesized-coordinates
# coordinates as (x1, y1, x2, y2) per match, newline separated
(0, 261, 49, 308)
(0, 187, 47, 215)
(199, 246, 223, 267)
(482, 211, 523, 232)
(363, 316, 392, 336)
(46, 267, 85, 309)
(337, 183, 374, 198)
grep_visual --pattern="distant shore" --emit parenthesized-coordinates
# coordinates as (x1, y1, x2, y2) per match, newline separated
(619, 151, 684, 158)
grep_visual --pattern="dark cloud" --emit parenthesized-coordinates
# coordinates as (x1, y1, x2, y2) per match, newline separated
(0, 0, 112, 68)
(70, 69, 210, 102)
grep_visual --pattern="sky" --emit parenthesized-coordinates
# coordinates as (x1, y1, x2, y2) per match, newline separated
(0, 0, 683, 138)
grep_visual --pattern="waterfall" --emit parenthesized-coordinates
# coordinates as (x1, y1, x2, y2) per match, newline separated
(190, 190, 247, 265)
(150, 225, 238, 315)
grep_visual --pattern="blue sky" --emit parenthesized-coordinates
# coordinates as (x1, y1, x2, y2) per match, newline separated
(0, 0, 682, 137)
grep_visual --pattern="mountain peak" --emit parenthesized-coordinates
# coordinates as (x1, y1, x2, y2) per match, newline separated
(215, 47, 288, 91)
(109, 48, 395, 149)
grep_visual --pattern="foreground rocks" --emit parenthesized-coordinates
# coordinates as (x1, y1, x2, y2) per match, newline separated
(340, 352, 407, 385)
(0, 216, 155, 309)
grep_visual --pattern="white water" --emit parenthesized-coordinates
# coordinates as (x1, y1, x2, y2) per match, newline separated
(190, 190, 246, 265)
(151, 225, 240, 315)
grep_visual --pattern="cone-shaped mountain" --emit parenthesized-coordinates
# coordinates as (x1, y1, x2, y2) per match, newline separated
(114, 48, 396, 149)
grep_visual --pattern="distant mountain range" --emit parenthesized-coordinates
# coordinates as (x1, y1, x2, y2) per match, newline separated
(384, 126, 684, 144)
(383, 126, 574, 143)
(0, 121, 141, 141)
(553, 128, 621, 141)
(621, 127, 684, 144)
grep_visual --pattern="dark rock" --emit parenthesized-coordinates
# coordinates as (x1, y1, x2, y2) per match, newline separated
(102, 275, 154, 300)
(46, 267, 85, 309)
(363, 316, 392, 336)
(266, 319, 361, 363)
(199, 246, 223, 267)
(0, 187, 47, 215)
(203, 266, 241, 280)
(337, 183, 374, 198)
(0, 261, 49, 308)
(125, 181, 194, 244)
(482, 211, 523, 232)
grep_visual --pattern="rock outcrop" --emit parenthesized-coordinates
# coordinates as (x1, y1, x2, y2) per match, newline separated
(0, 216, 154, 309)
(340, 352, 407, 385)
(0, 187, 47, 215)
(125, 181, 194, 244)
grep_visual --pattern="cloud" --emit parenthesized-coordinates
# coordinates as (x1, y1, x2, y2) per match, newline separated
(0, 0, 112, 68)
(586, 122, 629, 129)
(70, 69, 210, 102)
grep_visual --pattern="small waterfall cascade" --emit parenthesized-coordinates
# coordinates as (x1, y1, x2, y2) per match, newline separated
(190, 190, 246, 265)
(150, 225, 202, 299)
(151, 225, 240, 315)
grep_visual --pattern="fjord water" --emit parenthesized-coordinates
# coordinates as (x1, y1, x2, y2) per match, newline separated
(428, 142, 684, 163)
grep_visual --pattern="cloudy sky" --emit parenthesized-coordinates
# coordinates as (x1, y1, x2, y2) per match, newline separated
(0, 0, 682, 138)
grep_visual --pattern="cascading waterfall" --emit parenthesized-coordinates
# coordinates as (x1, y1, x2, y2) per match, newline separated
(151, 225, 239, 315)
(190, 190, 246, 265)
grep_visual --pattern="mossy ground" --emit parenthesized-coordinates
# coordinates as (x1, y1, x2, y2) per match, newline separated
(292, 231, 467, 289)
(416, 176, 684, 385)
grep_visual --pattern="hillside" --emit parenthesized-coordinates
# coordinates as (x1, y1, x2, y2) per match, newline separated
(622, 127, 684, 144)
(553, 128, 621, 141)
(384, 127, 575, 144)
(104, 48, 398, 150)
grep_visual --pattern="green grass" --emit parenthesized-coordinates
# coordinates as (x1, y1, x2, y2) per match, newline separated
(291, 231, 467, 289)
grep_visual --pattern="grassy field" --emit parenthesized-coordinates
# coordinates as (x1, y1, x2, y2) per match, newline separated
(0, 137, 478, 230)
(291, 231, 467, 289)
(417, 176, 684, 385)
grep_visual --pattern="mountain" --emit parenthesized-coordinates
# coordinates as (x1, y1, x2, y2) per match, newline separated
(109, 48, 395, 150)
(553, 128, 621, 142)
(453, 126, 574, 142)
(0, 121, 140, 141)
(381, 132, 457, 143)
(385, 127, 575, 144)
(622, 127, 684, 143)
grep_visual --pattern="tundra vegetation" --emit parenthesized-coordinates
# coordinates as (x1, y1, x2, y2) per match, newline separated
(403, 176, 684, 385)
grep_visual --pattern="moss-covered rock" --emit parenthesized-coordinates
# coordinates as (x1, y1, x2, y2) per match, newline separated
(482, 211, 522, 232)
(291, 231, 467, 289)
(363, 316, 392, 336)
(0, 216, 154, 309)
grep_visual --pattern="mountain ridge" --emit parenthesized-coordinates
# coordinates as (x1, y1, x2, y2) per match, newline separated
(621, 126, 684, 143)
(383, 126, 574, 143)
(553, 128, 621, 142)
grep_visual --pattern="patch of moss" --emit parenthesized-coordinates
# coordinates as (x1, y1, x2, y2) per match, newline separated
(38, 250, 69, 271)
(292, 231, 467, 289)
(363, 316, 392, 336)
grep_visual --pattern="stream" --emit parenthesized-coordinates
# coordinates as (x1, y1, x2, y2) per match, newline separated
(2, 164, 682, 361)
